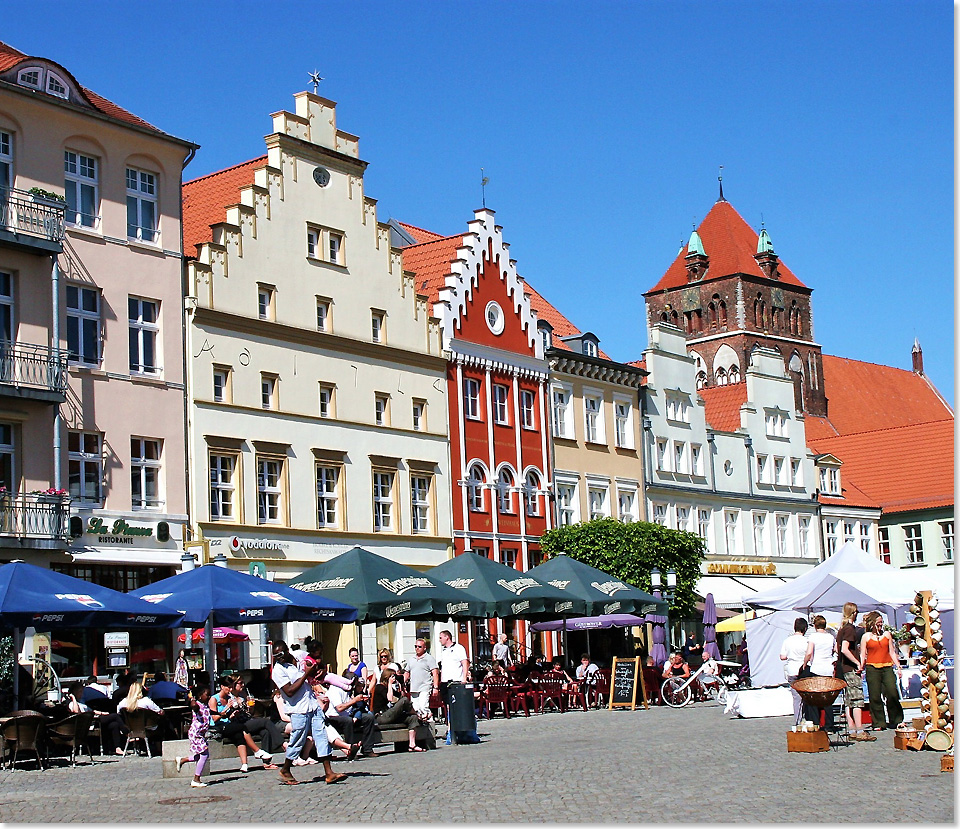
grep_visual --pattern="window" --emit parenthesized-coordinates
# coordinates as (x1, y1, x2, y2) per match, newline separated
(752, 512, 766, 554)
(412, 399, 425, 432)
(498, 548, 517, 568)
(467, 465, 485, 512)
(523, 471, 541, 517)
(261, 374, 278, 410)
(0, 424, 12, 491)
(307, 228, 319, 259)
(209, 453, 236, 521)
(316, 465, 339, 528)
(68, 431, 102, 504)
(824, 520, 839, 557)
(584, 394, 603, 443)
(799, 516, 812, 558)
(493, 384, 509, 425)
(411, 475, 431, 534)
(618, 488, 637, 523)
(790, 458, 802, 487)
(552, 385, 573, 438)
(904, 524, 923, 564)
(46, 71, 68, 98)
(728, 365, 741, 383)
(776, 515, 789, 556)
(676, 505, 691, 532)
(878, 526, 891, 565)
(756, 453, 768, 484)
(307, 226, 345, 265)
(656, 439, 668, 471)
(373, 471, 394, 531)
(328, 232, 343, 265)
(557, 483, 577, 526)
(724, 510, 739, 554)
(464, 377, 481, 420)
(0, 130, 11, 190)
(819, 466, 841, 495)
(843, 521, 856, 546)
(485, 302, 504, 335)
(540, 326, 552, 352)
(213, 366, 231, 403)
(698, 509, 711, 543)
(674, 441, 687, 475)
(131, 438, 162, 510)
(774, 456, 786, 486)
(652, 503, 667, 526)
(497, 468, 515, 514)
(258, 285, 275, 321)
(940, 521, 954, 562)
(859, 523, 871, 554)
(665, 393, 690, 423)
(128, 297, 159, 375)
(582, 339, 598, 358)
(0, 272, 13, 343)
(319, 384, 335, 418)
(765, 409, 788, 438)
(614, 400, 632, 449)
(64, 150, 98, 228)
(316, 298, 331, 332)
(588, 485, 609, 520)
(17, 68, 41, 89)
(374, 394, 389, 426)
(520, 390, 535, 429)
(257, 457, 284, 524)
(371, 311, 385, 343)
(66, 285, 100, 365)
(126, 167, 158, 243)
(691, 444, 703, 476)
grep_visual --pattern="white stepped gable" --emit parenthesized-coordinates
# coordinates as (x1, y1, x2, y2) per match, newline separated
(433, 208, 542, 357)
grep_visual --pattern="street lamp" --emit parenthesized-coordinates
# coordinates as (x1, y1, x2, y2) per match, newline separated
(651, 568, 677, 652)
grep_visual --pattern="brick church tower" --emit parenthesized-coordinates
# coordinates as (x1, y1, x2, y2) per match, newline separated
(643, 195, 827, 417)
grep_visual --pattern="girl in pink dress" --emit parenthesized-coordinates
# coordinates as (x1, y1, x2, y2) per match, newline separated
(175, 685, 212, 788)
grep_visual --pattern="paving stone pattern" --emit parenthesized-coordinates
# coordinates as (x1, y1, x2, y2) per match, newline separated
(0, 703, 952, 823)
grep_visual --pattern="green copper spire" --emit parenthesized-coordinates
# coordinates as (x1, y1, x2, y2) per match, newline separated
(686, 229, 706, 257)
(757, 227, 775, 255)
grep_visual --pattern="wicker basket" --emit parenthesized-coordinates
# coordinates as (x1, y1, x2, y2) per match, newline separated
(791, 676, 847, 709)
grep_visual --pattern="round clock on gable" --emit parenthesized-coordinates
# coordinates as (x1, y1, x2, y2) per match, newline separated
(313, 166, 331, 187)
(485, 301, 505, 335)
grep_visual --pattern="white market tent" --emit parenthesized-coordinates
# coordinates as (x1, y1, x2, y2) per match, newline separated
(742, 542, 953, 688)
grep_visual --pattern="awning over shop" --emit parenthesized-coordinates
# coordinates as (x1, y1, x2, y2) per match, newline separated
(69, 546, 185, 567)
(695, 575, 788, 609)
(715, 610, 755, 633)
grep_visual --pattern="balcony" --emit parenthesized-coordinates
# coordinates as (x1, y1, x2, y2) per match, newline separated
(0, 493, 70, 548)
(0, 342, 69, 403)
(0, 187, 66, 254)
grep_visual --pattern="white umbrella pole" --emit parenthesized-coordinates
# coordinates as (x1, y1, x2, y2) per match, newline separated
(11, 626, 20, 705)
(205, 618, 216, 691)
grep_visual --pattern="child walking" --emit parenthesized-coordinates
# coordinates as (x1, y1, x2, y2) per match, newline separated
(176, 684, 212, 788)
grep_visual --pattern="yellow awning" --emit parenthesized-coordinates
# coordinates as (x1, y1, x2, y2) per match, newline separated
(715, 610, 755, 633)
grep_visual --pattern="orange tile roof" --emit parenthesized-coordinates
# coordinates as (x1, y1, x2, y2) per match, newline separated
(395, 221, 447, 244)
(698, 384, 748, 432)
(645, 200, 806, 294)
(0, 40, 167, 135)
(182, 156, 267, 256)
(809, 420, 954, 514)
(817, 475, 880, 510)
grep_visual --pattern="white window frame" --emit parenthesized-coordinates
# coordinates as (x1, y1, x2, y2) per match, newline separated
(464, 377, 481, 420)
(843, 520, 856, 546)
(258, 285, 275, 321)
(373, 470, 395, 532)
(17, 68, 41, 90)
(656, 438, 669, 472)
(774, 456, 786, 486)
(819, 466, 841, 495)
(371, 311, 385, 343)
(126, 167, 158, 243)
(613, 398, 633, 449)
(674, 441, 687, 475)
(64, 150, 99, 229)
(316, 297, 331, 332)
(698, 508, 711, 544)
(520, 390, 535, 430)
(213, 366, 231, 403)
(691, 443, 703, 476)
(0, 130, 12, 191)
(412, 400, 425, 432)
(0, 272, 13, 344)
(756, 453, 768, 485)
(665, 392, 690, 424)
(652, 502, 667, 526)
(319, 384, 335, 419)
(131, 437, 162, 511)
(859, 522, 872, 554)
(587, 484, 609, 520)
(46, 70, 68, 99)
(66, 284, 101, 366)
(551, 384, 573, 439)
(540, 326, 552, 352)
(375, 393, 389, 426)
(617, 487, 638, 523)
(940, 521, 954, 563)
(904, 524, 924, 564)
(411, 474, 431, 534)
(328, 231, 343, 265)
(307, 227, 319, 259)
(824, 519, 839, 557)
(775, 514, 789, 557)
(467, 465, 486, 513)
(557, 481, 578, 526)
(128, 296, 160, 376)
(583, 392, 604, 444)
(68, 430, 102, 506)
(724, 510, 739, 555)
(799, 516, 812, 558)
(752, 512, 767, 554)
(523, 471, 541, 517)
(0, 423, 13, 492)
(765, 409, 788, 438)
(316, 464, 339, 529)
(676, 504, 691, 532)
(261, 374, 278, 410)
(493, 384, 509, 425)
(878, 526, 891, 564)
(582, 339, 598, 358)
(790, 458, 802, 487)
(209, 452, 237, 521)
(257, 456, 284, 525)
(497, 468, 515, 514)
(307, 225, 345, 266)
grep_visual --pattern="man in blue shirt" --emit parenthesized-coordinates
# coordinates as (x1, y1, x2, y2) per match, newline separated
(147, 672, 187, 703)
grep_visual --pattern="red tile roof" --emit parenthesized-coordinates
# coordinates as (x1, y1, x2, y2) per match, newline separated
(809, 420, 954, 514)
(182, 156, 267, 256)
(645, 200, 807, 294)
(395, 221, 447, 244)
(698, 384, 748, 433)
(817, 476, 879, 510)
(0, 40, 168, 135)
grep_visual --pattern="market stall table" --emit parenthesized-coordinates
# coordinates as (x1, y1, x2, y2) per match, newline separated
(723, 686, 794, 718)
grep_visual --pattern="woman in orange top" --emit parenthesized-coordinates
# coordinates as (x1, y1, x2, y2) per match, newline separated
(859, 611, 903, 731)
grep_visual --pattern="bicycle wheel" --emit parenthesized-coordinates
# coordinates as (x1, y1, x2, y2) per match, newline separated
(716, 684, 728, 707)
(661, 677, 691, 708)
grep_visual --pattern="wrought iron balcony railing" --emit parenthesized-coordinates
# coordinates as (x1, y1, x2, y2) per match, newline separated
(0, 187, 66, 247)
(0, 341, 69, 399)
(0, 493, 70, 541)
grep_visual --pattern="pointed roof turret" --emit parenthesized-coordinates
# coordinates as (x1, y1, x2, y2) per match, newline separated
(687, 229, 706, 257)
(756, 227, 775, 254)
(683, 228, 709, 282)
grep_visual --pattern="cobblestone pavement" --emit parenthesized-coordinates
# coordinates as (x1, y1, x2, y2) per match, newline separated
(0, 702, 953, 823)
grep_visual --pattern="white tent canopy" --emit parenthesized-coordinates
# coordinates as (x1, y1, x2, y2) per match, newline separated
(792, 570, 954, 620)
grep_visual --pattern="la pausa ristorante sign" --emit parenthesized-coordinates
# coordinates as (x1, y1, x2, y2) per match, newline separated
(85, 517, 168, 545)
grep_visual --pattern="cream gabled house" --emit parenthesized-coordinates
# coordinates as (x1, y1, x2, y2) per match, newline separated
(183, 92, 451, 666)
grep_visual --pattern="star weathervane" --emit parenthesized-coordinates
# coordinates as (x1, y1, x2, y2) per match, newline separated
(308, 70, 324, 94)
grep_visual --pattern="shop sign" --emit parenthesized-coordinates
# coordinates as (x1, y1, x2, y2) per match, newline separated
(104, 632, 130, 648)
(227, 536, 290, 553)
(706, 562, 777, 576)
(86, 517, 155, 544)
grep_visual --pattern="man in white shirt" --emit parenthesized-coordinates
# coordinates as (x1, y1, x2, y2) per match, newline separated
(271, 640, 346, 786)
(405, 638, 440, 720)
(437, 629, 469, 703)
(575, 653, 599, 681)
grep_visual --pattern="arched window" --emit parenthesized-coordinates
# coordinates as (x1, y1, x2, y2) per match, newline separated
(718, 301, 727, 328)
(754, 294, 763, 328)
(659, 312, 668, 323)
(523, 470, 541, 517)
(808, 353, 819, 390)
(671, 310, 679, 327)
(696, 371, 707, 390)
(708, 302, 717, 330)
(497, 467, 515, 514)
(467, 464, 486, 512)
(728, 365, 741, 384)
(716, 368, 728, 386)
(795, 304, 803, 336)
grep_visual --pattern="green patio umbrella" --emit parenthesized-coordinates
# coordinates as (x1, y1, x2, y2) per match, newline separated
(428, 553, 588, 619)
(526, 555, 666, 617)
(287, 546, 486, 622)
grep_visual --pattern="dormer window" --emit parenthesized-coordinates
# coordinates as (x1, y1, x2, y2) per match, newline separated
(46, 71, 68, 99)
(582, 339, 598, 358)
(17, 66, 70, 100)
(819, 467, 841, 496)
(539, 325, 552, 352)
(17, 68, 41, 89)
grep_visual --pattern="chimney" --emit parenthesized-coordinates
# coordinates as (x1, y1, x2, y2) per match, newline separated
(911, 338, 924, 375)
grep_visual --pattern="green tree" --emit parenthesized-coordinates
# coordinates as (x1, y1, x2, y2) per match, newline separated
(540, 518, 705, 618)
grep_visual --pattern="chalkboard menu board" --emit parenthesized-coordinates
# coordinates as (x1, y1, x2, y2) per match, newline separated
(608, 656, 646, 710)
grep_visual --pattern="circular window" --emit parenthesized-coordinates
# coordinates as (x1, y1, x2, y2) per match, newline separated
(313, 166, 331, 187)
(723, 460, 734, 476)
(485, 301, 504, 335)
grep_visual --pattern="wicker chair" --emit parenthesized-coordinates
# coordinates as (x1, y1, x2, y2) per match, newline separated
(120, 709, 161, 758)
(1, 714, 46, 770)
(46, 711, 95, 766)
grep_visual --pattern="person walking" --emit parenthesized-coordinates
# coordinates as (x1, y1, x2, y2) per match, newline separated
(835, 602, 875, 742)
(780, 617, 809, 723)
(802, 615, 838, 730)
(175, 684, 212, 788)
(859, 611, 904, 732)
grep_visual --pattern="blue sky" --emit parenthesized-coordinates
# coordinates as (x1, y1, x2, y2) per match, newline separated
(6, 1, 954, 403)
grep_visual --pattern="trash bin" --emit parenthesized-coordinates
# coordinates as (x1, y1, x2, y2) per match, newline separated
(447, 681, 478, 742)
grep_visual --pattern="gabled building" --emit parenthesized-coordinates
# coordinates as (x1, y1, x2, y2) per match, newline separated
(182, 92, 451, 665)
(397, 210, 553, 658)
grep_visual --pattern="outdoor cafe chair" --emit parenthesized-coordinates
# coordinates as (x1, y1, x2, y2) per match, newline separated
(46, 711, 95, 766)
(592, 669, 611, 708)
(481, 676, 515, 719)
(1, 714, 46, 770)
(534, 672, 566, 714)
(120, 709, 161, 758)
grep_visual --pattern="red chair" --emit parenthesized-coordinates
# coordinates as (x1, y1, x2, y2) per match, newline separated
(483, 676, 514, 719)
(534, 672, 566, 713)
(592, 669, 611, 708)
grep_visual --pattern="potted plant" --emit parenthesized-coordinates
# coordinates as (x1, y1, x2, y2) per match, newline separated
(27, 187, 66, 207)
